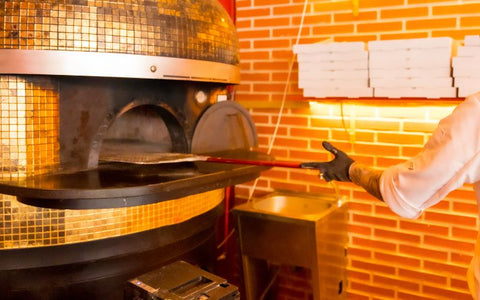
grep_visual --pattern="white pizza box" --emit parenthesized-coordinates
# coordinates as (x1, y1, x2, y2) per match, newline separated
(374, 87, 457, 98)
(369, 47, 451, 60)
(453, 77, 480, 87)
(452, 56, 480, 68)
(452, 66, 480, 77)
(293, 42, 365, 54)
(297, 50, 368, 62)
(368, 37, 452, 51)
(303, 87, 373, 98)
(298, 59, 369, 70)
(370, 77, 452, 88)
(298, 67, 369, 79)
(458, 86, 480, 97)
(465, 35, 480, 47)
(369, 67, 451, 78)
(301, 78, 369, 89)
(457, 45, 480, 57)
(369, 53, 451, 69)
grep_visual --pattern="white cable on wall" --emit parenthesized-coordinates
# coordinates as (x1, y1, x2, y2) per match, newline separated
(247, 0, 310, 202)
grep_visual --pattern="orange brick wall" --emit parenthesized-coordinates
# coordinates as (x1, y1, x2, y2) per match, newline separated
(234, 0, 480, 299)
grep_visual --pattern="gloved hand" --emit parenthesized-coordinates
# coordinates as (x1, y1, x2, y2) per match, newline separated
(300, 141, 354, 182)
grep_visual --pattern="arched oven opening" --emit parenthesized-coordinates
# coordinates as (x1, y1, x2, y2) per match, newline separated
(98, 103, 188, 166)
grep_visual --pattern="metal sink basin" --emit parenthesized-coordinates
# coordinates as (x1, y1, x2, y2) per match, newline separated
(252, 194, 333, 219)
(232, 190, 347, 300)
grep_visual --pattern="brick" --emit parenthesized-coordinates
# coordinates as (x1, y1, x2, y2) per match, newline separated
(239, 72, 270, 81)
(354, 143, 400, 156)
(273, 137, 308, 148)
(424, 211, 477, 227)
(254, 17, 290, 28)
(451, 278, 470, 291)
(273, 27, 309, 38)
(400, 244, 448, 260)
(235, 93, 269, 102)
(239, 50, 270, 60)
(236, 7, 270, 18)
(347, 269, 371, 281)
(351, 260, 396, 276)
(272, 115, 308, 127)
(424, 260, 468, 277)
(358, 21, 403, 33)
(373, 274, 420, 291)
(407, 0, 451, 3)
(313, 24, 355, 35)
(273, 4, 305, 15)
(271, 180, 307, 192)
(236, 19, 251, 29)
(253, 39, 290, 49)
(424, 235, 474, 252)
(253, 83, 287, 92)
(381, 7, 429, 19)
(380, 32, 429, 40)
(403, 121, 437, 133)
(237, 29, 270, 39)
(348, 201, 374, 213)
(397, 291, 442, 300)
(433, 3, 480, 15)
(461, 16, 480, 27)
(256, 125, 287, 135)
(236, 0, 252, 8)
(313, 1, 354, 12)
(334, 11, 378, 22)
(335, 34, 377, 43)
(374, 228, 421, 243)
(452, 227, 477, 240)
(254, 0, 289, 5)
(361, 0, 405, 8)
(352, 236, 397, 252)
(253, 61, 289, 70)
(299, 14, 332, 25)
(374, 252, 421, 268)
(348, 224, 373, 236)
(432, 29, 480, 40)
(349, 281, 395, 298)
(399, 220, 449, 235)
(355, 120, 400, 131)
(311, 117, 351, 128)
(452, 201, 478, 214)
(406, 18, 457, 30)
(377, 132, 425, 145)
(290, 127, 329, 139)
(398, 268, 447, 284)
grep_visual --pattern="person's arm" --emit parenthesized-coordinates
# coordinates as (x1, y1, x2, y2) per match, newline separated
(301, 141, 384, 201)
(349, 162, 383, 201)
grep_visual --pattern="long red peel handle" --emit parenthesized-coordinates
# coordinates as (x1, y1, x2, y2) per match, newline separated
(205, 156, 303, 169)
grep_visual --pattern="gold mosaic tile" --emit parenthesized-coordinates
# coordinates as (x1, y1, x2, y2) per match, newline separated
(0, 74, 224, 249)
(0, 0, 238, 65)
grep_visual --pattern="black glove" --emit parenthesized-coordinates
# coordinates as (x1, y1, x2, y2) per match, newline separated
(300, 141, 354, 182)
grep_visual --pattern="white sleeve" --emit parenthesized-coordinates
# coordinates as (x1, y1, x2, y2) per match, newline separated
(380, 93, 480, 219)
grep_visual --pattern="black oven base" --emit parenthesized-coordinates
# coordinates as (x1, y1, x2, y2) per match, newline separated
(0, 203, 223, 300)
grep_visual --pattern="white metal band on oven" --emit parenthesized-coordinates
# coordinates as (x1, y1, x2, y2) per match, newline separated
(0, 49, 240, 84)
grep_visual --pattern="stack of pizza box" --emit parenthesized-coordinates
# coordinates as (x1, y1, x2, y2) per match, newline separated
(294, 42, 372, 98)
(368, 37, 455, 98)
(453, 35, 480, 97)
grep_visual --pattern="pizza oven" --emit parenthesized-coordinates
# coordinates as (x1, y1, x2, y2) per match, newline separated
(0, 1, 261, 298)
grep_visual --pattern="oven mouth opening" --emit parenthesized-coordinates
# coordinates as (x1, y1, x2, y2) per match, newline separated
(99, 103, 188, 164)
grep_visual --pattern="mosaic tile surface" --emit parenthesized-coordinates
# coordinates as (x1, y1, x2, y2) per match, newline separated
(0, 0, 238, 64)
(0, 74, 224, 249)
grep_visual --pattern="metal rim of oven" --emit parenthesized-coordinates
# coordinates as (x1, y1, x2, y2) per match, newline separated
(0, 49, 240, 84)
